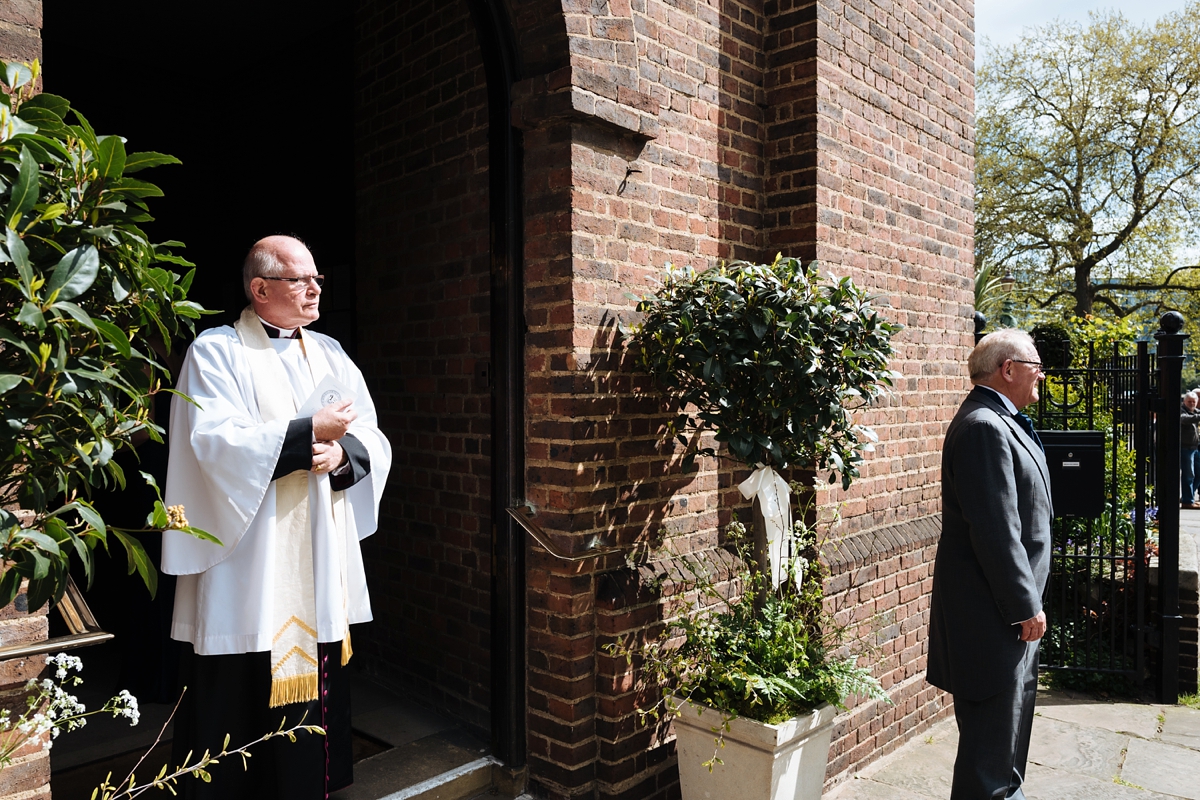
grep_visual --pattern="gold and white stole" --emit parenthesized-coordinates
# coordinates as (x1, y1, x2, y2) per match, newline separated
(234, 307, 353, 708)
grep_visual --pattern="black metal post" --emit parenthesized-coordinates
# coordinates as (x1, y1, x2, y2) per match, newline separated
(973, 311, 987, 344)
(1155, 312, 1187, 704)
(1135, 340, 1149, 678)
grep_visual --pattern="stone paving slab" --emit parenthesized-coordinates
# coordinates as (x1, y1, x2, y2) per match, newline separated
(1035, 693, 1167, 740)
(1026, 715, 1128, 782)
(859, 726, 957, 800)
(825, 777, 932, 800)
(826, 690, 1200, 800)
(1121, 737, 1200, 799)
(1160, 705, 1200, 751)
(825, 720, 957, 800)
(1024, 762, 1176, 800)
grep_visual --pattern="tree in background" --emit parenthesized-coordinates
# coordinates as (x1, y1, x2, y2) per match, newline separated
(976, 5, 1200, 321)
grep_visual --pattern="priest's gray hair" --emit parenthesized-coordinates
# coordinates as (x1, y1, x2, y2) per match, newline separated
(968, 329, 1037, 383)
(242, 242, 287, 301)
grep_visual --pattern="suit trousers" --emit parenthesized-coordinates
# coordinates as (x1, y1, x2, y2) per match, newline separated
(950, 642, 1039, 800)
(1183, 447, 1199, 504)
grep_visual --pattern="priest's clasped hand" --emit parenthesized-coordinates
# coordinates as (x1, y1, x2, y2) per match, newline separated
(313, 399, 357, 441)
(312, 440, 345, 473)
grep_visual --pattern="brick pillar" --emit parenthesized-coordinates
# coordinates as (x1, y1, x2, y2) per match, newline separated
(0, 587, 50, 800)
(760, 0, 973, 785)
(0, 1, 41, 65)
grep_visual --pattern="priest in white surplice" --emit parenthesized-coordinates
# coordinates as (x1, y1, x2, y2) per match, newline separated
(162, 236, 390, 799)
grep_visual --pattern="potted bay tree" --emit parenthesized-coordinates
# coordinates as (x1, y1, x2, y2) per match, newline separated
(622, 255, 900, 800)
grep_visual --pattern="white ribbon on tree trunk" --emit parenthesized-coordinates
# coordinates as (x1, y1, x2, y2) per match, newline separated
(738, 465, 792, 589)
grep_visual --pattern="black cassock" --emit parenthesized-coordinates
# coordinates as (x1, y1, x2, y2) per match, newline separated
(171, 640, 353, 799)
(169, 380, 372, 800)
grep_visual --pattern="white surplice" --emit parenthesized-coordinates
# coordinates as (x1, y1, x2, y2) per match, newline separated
(162, 325, 391, 655)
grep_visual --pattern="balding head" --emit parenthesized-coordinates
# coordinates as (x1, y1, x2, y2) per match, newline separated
(242, 235, 311, 301)
(244, 235, 322, 329)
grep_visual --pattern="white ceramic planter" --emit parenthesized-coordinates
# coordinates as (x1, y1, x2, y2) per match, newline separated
(671, 698, 837, 800)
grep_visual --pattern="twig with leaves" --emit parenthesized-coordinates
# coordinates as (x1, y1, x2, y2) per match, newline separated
(90, 704, 324, 799)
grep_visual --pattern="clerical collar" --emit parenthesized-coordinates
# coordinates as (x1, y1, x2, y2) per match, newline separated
(257, 315, 300, 340)
(976, 385, 1018, 415)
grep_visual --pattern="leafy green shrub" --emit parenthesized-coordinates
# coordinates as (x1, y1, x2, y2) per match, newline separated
(625, 257, 900, 486)
(611, 516, 887, 742)
(615, 258, 897, 743)
(0, 61, 213, 611)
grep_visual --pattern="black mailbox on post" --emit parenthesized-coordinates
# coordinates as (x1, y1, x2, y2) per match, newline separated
(1038, 430, 1106, 518)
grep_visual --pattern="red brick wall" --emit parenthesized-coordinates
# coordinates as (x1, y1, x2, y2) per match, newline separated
(348, 0, 972, 791)
(0, 590, 49, 800)
(0, 575, 48, 798)
(353, 0, 494, 734)
(515, 0, 973, 795)
(764, 0, 975, 536)
(0, 0, 41, 66)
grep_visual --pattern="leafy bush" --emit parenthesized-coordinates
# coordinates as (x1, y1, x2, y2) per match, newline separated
(0, 61, 213, 611)
(625, 257, 900, 487)
(611, 516, 887, 739)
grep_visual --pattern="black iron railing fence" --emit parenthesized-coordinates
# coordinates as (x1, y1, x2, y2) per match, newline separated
(1016, 314, 1187, 702)
(1031, 341, 1154, 684)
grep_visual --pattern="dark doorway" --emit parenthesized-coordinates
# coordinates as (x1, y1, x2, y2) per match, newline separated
(40, 0, 361, 787)
(44, 0, 509, 774)
(42, 1, 356, 344)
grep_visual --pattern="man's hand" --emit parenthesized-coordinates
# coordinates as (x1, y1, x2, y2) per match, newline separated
(312, 399, 356, 441)
(1018, 610, 1047, 642)
(312, 441, 345, 474)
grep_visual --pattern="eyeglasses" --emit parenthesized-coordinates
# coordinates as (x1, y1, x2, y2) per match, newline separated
(1011, 359, 1044, 373)
(261, 275, 324, 289)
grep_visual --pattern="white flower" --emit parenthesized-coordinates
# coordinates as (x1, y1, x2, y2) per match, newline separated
(112, 690, 140, 726)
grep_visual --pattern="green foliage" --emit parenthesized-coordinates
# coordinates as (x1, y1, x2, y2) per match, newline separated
(1067, 315, 1141, 362)
(0, 61, 214, 610)
(610, 517, 887, 740)
(977, 5, 1200, 320)
(974, 261, 1008, 319)
(625, 257, 901, 488)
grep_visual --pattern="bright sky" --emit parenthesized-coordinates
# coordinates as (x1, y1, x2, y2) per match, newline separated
(976, 0, 1187, 51)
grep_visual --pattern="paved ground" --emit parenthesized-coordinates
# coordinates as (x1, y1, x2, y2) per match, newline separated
(826, 688, 1200, 799)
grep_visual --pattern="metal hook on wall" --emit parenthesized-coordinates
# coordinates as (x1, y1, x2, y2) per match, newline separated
(617, 167, 642, 196)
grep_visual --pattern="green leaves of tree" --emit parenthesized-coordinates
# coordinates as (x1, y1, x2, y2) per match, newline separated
(6, 146, 37, 225)
(976, 7, 1200, 322)
(123, 151, 180, 174)
(94, 136, 126, 180)
(0, 60, 210, 607)
(46, 245, 99, 300)
(625, 257, 901, 488)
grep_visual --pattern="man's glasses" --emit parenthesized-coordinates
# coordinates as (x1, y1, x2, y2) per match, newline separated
(1011, 358, 1044, 373)
(262, 275, 325, 289)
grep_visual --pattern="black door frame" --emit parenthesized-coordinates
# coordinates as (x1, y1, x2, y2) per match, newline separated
(466, 0, 528, 772)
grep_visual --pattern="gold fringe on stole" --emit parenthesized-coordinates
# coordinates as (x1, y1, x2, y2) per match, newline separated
(341, 630, 353, 666)
(269, 673, 320, 708)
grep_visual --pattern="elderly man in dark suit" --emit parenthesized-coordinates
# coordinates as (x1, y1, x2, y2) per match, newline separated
(928, 328, 1053, 799)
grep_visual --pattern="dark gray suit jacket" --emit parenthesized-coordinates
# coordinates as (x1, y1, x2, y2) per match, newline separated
(927, 386, 1053, 701)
